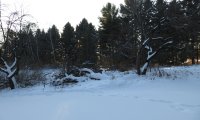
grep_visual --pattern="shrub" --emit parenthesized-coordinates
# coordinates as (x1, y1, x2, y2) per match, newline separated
(17, 69, 44, 88)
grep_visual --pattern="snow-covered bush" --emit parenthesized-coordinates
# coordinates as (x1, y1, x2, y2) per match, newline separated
(49, 70, 79, 87)
(151, 67, 171, 77)
(49, 68, 103, 87)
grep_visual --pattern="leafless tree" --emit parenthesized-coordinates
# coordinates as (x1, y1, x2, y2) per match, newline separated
(0, 0, 30, 89)
(136, 37, 173, 75)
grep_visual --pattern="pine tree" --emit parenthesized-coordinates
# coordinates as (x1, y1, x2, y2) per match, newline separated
(181, 0, 200, 64)
(16, 29, 37, 66)
(61, 22, 76, 69)
(47, 25, 60, 63)
(35, 29, 51, 64)
(75, 18, 97, 68)
(99, 3, 121, 68)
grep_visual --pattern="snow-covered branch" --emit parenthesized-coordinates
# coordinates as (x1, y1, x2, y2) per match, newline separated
(0, 56, 18, 89)
(152, 37, 163, 40)
(142, 38, 150, 46)
(139, 37, 173, 75)
(0, 67, 7, 74)
(10, 57, 17, 70)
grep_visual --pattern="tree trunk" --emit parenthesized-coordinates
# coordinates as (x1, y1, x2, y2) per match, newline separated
(197, 47, 199, 64)
(192, 49, 195, 64)
(0, 56, 18, 89)
(35, 37, 40, 63)
(191, 36, 195, 64)
(8, 77, 17, 89)
(50, 30, 56, 63)
(136, 49, 142, 75)
(8, 78, 14, 89)
(11, 77, 17, 88)
(141, 62, 149, 75)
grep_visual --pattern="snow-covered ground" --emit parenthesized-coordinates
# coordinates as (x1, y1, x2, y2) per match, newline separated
(0, 65, 200, 120)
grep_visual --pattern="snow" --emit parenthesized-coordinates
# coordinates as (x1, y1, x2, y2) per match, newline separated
(0, 65, 200, 120)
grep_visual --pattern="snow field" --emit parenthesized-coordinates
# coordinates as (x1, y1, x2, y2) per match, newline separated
(0, 65, 200, 120)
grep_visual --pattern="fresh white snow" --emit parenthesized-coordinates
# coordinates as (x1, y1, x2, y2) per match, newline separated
(0, 65, 200, 120)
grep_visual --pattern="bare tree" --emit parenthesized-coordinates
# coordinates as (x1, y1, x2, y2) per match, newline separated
(136, 37, 173, 75)
(0, 0, 29, 89)
(128, 0, 175, 75)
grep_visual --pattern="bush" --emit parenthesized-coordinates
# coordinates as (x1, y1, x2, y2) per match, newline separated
(17, 69, 44, 88)
(50, 70, 78, 87)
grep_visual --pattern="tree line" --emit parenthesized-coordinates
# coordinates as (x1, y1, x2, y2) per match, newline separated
(1, 0, 200, 74)
(99, 0, 200, 74)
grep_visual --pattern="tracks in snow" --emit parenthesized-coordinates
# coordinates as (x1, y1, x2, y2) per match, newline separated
(95, 92, 200, 112)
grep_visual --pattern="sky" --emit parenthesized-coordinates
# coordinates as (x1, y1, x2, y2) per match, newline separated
(1, 0, 124, 31)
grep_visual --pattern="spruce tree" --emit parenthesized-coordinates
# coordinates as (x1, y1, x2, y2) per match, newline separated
(99, 3, 121, 68)
(61, 22, 76, 69)
(47, 25, 61, 63)
(75, 18, 97, 68)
